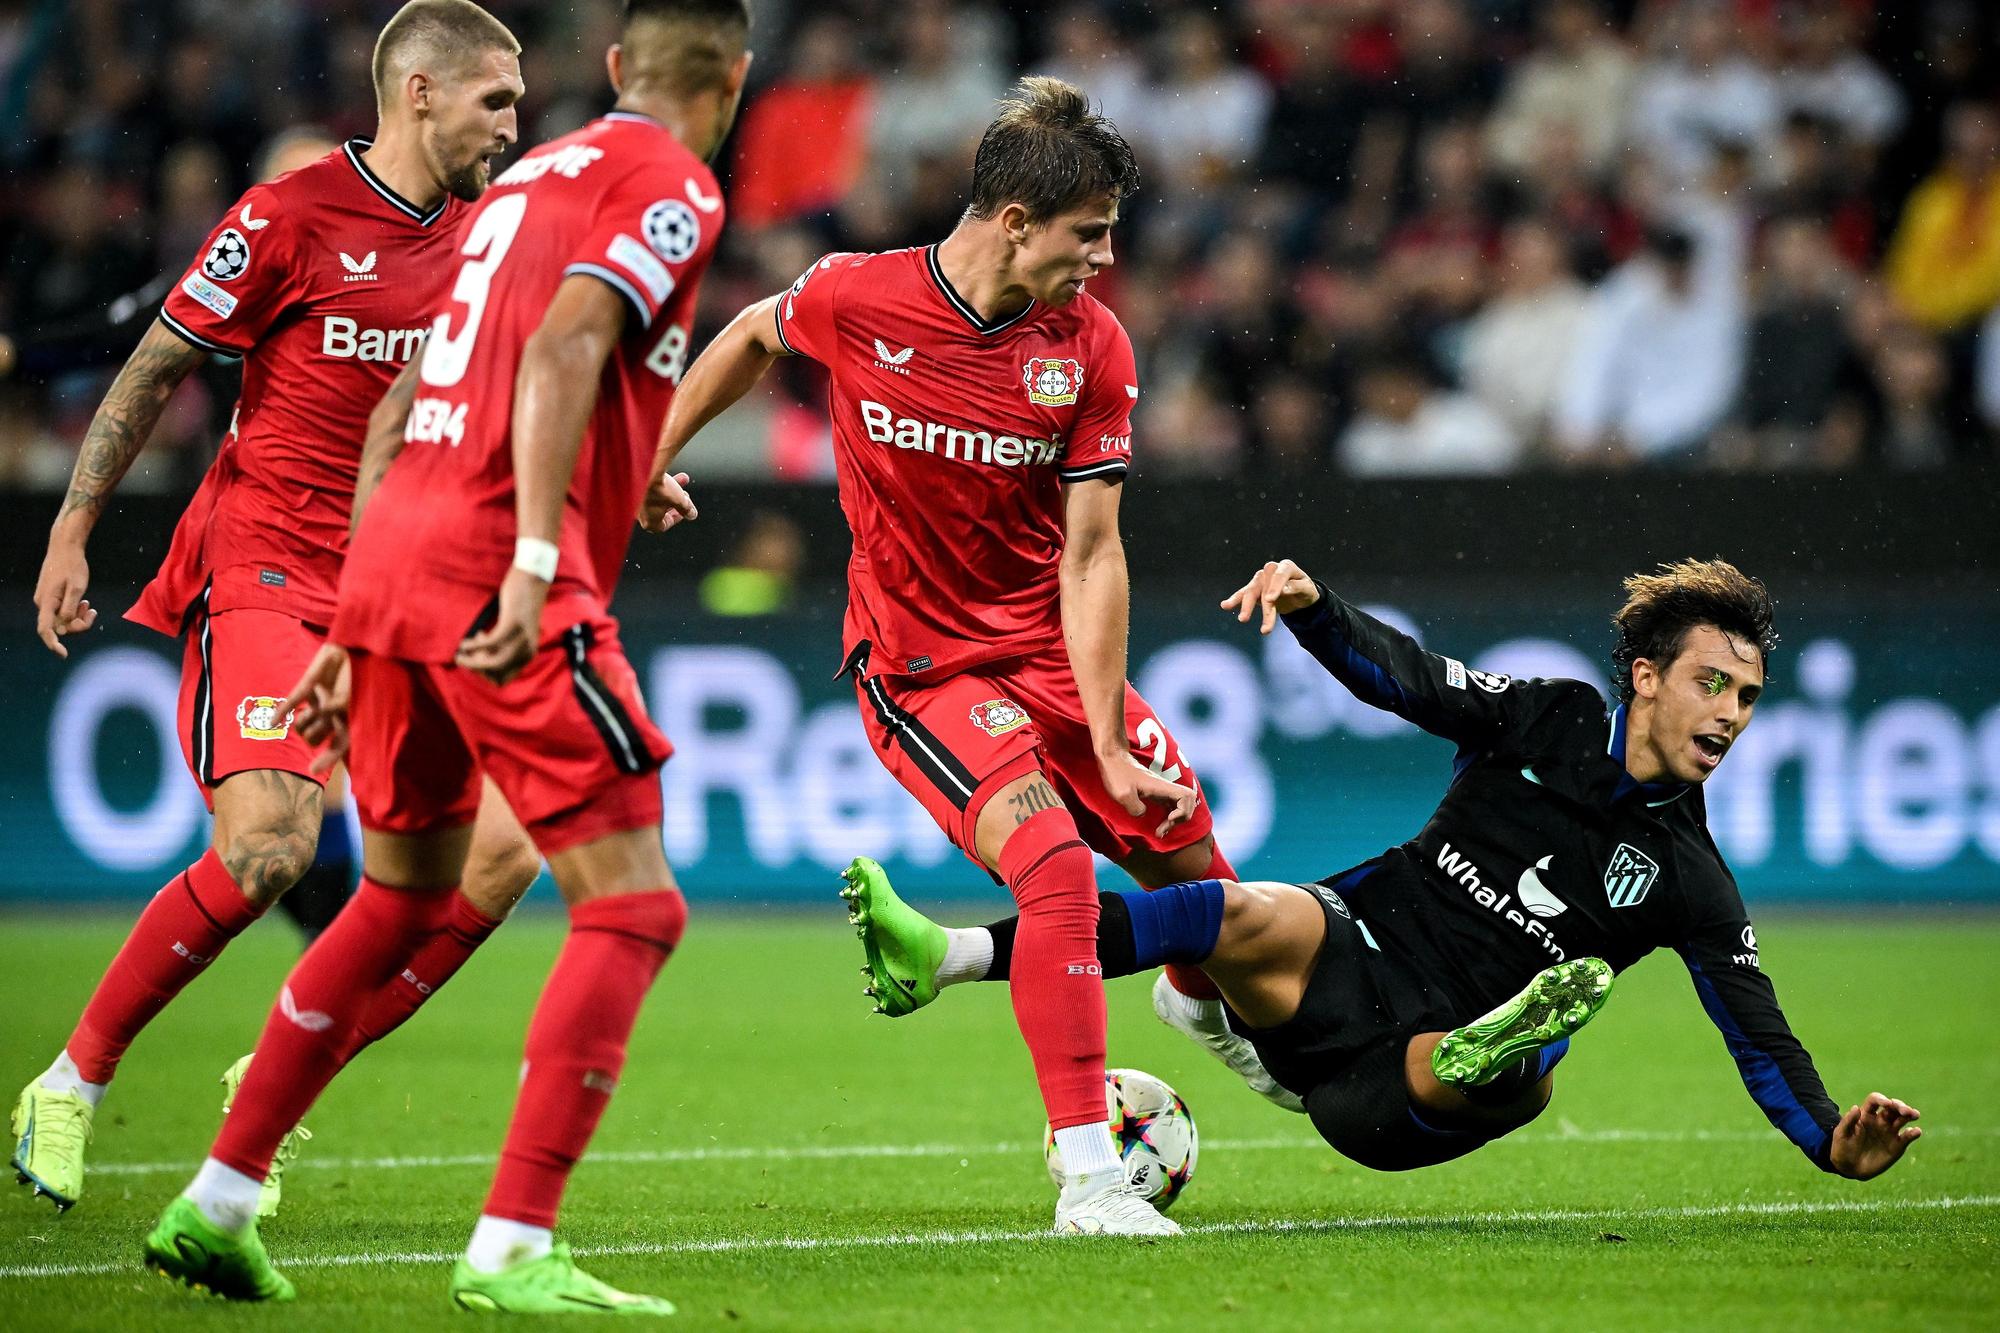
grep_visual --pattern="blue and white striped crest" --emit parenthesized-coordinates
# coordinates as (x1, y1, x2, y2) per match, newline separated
(1604, 843, 1659, 908)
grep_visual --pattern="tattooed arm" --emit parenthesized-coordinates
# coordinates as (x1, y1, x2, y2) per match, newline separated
(352, 357, 421, 539)
(34, 319, 209, 657)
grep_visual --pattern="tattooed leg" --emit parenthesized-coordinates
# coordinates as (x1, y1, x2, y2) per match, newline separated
(212, 770, 325, 909)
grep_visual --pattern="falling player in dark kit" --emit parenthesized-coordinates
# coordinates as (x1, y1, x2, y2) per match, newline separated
(845, 557, 1924, 1184)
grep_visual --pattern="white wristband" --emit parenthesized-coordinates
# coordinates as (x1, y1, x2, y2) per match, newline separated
(512, 537, 558, 583)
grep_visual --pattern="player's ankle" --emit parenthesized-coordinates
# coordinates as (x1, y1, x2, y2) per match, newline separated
(465, 1215, 554, 1274)
(1051, 1121, 1122, 1192)
(39, 1051, 108, 1108)
(1157, 983, 1224, 1028)
(184, 1158, 263, 1235)
(935, 927, 992, 986)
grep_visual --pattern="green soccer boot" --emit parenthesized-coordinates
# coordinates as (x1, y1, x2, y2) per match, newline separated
(11, 1080, 93, 1211)
(143, 1196, 295, 1302)
(1431, 957, 1615, 1090)
(219, 1054, 312, 1220)
(839, 857, 949, 1017)
(450, 1243, 676, 1315)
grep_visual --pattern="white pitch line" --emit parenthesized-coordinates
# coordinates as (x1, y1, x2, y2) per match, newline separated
(74, 1123, 1999, 1180)
(3, 1194, 1996, 1281)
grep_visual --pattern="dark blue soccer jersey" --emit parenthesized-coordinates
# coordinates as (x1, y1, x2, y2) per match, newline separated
(1282, 584, 1842, 1169)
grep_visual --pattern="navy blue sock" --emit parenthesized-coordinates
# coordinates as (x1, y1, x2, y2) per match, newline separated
(983, 880, 1225, 982)
(1461, 1035, 1572, 1107)
(1121, 879, 1226, 970)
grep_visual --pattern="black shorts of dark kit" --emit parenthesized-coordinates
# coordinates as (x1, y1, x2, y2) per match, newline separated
(1231, 877, 1518, 1172)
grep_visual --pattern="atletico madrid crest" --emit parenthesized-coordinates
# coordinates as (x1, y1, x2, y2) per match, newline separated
(1023, 357, 1084, 406)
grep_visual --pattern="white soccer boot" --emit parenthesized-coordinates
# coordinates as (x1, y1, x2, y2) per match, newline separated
(1052, 1178, 1182, 1236)
(1152, 973, 1306, 1113)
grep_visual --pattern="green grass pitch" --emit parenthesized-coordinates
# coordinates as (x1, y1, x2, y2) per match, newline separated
(1, 908, 1995, 1329)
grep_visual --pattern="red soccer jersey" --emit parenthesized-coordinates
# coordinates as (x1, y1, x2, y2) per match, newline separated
(332, 112, 723, 661)
(775, 245, 1138, 680)
(129, 140, 469, 634)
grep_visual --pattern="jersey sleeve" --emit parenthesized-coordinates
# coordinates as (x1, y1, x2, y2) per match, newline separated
(1059, 316, 1137, 484)
(1672, 868, 1841, 1170)
(1278, 582, 1600, 750)
(158, 184, 301, 356)
(772, 252, 857, 363)
(564, 163, 724, 333)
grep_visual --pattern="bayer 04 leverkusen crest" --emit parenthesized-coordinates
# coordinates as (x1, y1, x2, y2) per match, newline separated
(1022, 357, 1084, 406)
(969, 699, 1030, 738)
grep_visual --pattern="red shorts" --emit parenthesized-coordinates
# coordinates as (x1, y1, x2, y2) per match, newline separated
(175, 594, 328, 811)
(345, 610, 670, 857)
(850, 642, 1215, 865)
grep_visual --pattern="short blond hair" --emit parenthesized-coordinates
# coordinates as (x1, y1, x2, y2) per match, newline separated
(372, 0, 520, 111)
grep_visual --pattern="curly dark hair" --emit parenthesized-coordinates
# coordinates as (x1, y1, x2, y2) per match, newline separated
(966, 76, 1141, 224)
(1610, 558, 1778, 704)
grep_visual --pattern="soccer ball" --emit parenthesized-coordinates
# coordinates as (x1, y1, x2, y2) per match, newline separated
(1044, 1068, 1198, 1209)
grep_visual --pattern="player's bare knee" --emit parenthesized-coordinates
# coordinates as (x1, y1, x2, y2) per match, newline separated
(547, 825, 676, 905)
(462, 825, 541, 919)
(211, 770, 323, 907)
(1218, 880, 1292, 953)
(972, 772, 1069, 873)
(218, 825, 319, 908)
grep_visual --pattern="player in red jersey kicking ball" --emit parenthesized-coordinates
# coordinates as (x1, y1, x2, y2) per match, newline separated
(143, 0, 750, 1310)
(14, 0, 542, 1221)
(650, 77, 1279, 1236)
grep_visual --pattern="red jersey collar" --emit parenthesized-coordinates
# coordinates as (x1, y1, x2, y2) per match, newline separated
(924, 244, 1038, 336)
(342, 138, 449, 227)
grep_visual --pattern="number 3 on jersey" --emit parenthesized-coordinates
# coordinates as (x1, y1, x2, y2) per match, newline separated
(421, 194, 529, 388)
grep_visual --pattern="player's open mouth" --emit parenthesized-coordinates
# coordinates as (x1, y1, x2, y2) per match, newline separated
(1693, 734, 1729, 768)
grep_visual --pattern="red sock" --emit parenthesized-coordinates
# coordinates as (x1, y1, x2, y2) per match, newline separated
(211, 878, 452, 1178)
(65, 850, 262, 1084)
(341, 891, 502, 1060)
(1162, 842, 1237, 1002)
(484, 890, 686, 1229)
(999, 809, 1106, 1132)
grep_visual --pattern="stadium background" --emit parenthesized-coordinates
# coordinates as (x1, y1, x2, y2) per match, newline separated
(0, 0, 1994, 907)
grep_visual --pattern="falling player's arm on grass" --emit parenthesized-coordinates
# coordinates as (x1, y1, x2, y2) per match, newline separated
(1675, 879, 1922, 1180)
(638, 293, 788, 532)
(1061, 479, 1196, 836)
(33, 319, 211, 656)
(456, 276, 629, 684)
(1223, 558, 1593, 750)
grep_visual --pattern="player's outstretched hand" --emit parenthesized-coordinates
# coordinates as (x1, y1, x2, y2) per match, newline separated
(1221, 559, 1320, 634)
(456, 567, 548, 685)
(1828, 1092, 1922, 1180)
(639, 469, 698, 534)
(281, 644, 352, 774)
(1099, 753, 1198, 839)
(34, 536, 97, 657)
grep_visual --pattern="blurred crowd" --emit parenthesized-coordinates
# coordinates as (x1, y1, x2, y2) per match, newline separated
(2, 0, 1998, 488)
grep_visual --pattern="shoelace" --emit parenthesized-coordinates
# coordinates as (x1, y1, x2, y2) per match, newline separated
(1082, 1182, 1171, 1225)
(268, 1123, 313, 1172)
(33, 1097, 93, 1159)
